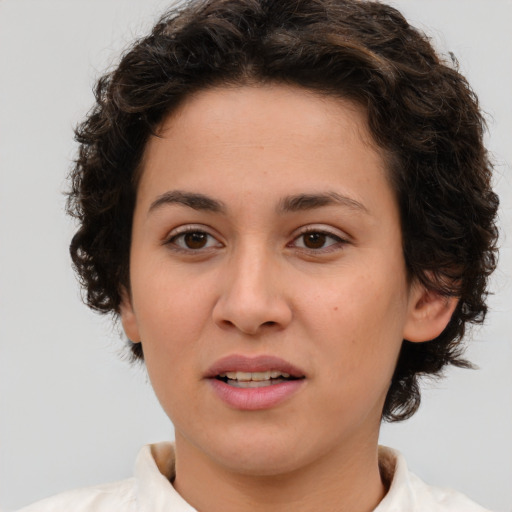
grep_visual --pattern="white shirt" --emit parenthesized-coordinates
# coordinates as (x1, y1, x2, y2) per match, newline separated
(17, 443, 491, 511)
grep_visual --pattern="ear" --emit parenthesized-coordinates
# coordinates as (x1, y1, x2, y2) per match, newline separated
(403, 281, 458, 343)
(119, 287, 141, 343)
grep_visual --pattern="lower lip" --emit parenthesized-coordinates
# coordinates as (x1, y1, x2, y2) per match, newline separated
(208, 378, 305, 410)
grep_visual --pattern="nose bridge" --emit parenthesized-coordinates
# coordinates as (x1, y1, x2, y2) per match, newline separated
(213, 236, 291, 334)
(232, 238, 271, 295)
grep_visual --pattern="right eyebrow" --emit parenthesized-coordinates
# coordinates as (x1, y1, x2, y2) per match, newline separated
(277, 191, 369, 215)
(148, 190, 226, 215)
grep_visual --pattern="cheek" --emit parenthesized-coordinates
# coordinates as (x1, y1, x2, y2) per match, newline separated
(132, 258, 216, 339)
(295, 274, 406, 430)
(130, 265, 218, 396)
(299, 268, 407, 376)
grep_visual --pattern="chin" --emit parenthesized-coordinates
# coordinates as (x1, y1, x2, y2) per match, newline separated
(203, 427, 320, 477)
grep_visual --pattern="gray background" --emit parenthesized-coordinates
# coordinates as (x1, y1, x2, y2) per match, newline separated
(1, 1, 511, 510)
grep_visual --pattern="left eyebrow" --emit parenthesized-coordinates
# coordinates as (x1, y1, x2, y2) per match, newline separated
(148, 190, 227, 215)
(277, 192, 369, 214)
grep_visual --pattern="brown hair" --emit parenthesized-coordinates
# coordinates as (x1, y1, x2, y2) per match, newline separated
(68, 0, 499, 421)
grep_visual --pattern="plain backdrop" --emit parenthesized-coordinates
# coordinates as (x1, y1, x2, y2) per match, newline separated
(0, 1, 511, 510)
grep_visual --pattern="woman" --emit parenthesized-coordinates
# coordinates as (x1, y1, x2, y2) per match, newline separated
(17, 0, 499, 510)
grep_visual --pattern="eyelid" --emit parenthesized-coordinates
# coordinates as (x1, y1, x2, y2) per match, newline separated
(293, 224, 350, 241)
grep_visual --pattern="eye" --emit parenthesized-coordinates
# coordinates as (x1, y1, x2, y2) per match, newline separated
(166, 228, 222, 251)
(291, 229, 347, 252)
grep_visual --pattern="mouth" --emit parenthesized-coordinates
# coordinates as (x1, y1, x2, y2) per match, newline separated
(215, 370, 303, 388)
(205, 354, 306, 410)
(205, 354, 306, 382)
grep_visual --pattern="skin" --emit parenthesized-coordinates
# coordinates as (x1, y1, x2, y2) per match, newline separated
(121, 84, 456, 512)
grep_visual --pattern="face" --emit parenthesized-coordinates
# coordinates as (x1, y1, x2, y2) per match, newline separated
(121, 84, 429, 476)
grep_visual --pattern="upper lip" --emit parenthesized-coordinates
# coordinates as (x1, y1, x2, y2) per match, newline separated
(205, 354, 306, 379)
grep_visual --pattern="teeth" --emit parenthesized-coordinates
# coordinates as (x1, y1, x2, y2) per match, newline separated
(229, 379, 284, 388)
(218, 370, 291, 381)
(237, 371, 257, 381)
(272, 371, 290, 379)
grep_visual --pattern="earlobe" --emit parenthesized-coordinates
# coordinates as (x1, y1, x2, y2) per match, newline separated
(403, 282, 458, 343)
(119, 288, 141, 343)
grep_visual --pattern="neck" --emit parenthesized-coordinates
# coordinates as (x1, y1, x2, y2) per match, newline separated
(173, 432, 386, 512)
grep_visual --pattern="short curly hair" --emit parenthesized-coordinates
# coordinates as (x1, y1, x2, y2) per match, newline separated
(68, 0, 499, 421)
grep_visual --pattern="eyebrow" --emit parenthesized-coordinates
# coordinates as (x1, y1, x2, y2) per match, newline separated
(148, 190, 368, 216)
(148, 190, 226, 215)
(277, 192, 369, 214)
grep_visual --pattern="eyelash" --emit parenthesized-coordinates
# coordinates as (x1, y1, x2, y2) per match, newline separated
(164, 226, 349, 254)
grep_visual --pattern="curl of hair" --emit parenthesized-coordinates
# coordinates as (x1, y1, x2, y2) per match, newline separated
(67, 0, 499, 421)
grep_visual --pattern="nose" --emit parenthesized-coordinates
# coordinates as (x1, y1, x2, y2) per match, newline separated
(212, 244, 293, 335)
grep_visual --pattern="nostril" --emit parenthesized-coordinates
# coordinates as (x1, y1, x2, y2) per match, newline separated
(262, 321, 278, 328)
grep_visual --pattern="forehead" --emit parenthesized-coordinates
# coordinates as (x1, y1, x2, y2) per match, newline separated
(137, 84, 393, 213)
(155, 84, 376, 152)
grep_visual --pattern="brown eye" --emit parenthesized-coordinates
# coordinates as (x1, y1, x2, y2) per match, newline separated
(183, 232, 208, 249)
(168, 229, 222, 251)
(291, 229, 345, 252)
(302, 232, 327, 249)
